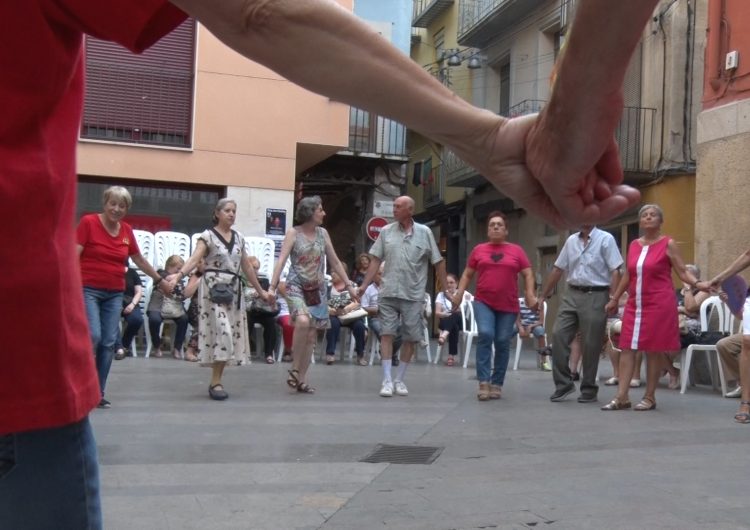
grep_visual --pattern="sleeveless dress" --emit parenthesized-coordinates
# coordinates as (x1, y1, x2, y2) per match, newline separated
(618, 237, 680, 352)
(197, 228, 250, 365)
(285, 226, 330, 330)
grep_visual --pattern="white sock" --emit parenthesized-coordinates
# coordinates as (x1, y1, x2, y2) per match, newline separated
(382, 359, 392, 382)
(395, 361, 409, 382)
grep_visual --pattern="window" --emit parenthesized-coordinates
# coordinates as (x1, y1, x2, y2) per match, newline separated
(77, 179, 222, 236)
(499, 62, 510, 116)
(81, 19, 196, 148)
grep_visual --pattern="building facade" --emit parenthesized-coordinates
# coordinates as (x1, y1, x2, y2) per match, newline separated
(408, 0, 707, 329)
(77, 2, 353, 251)
(696, 0, 750, 279)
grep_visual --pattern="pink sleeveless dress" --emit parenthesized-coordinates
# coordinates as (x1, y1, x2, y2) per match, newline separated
(618, 237, 680, 352)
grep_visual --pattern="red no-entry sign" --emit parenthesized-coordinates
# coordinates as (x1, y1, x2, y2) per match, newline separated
(366, 217, 389, 241)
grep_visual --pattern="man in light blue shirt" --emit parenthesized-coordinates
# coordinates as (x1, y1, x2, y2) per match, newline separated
(360, 196, 447, 398)
(539, 225, 623, 403)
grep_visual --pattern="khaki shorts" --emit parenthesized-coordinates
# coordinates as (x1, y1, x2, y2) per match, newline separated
(379, 297, 424, 342)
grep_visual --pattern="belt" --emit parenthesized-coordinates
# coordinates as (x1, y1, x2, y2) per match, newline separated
(569, 284, 609, 293)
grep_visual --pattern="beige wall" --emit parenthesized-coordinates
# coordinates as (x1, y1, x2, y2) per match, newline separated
(77, 21, 350, 192)
(696, 104, 750, 281)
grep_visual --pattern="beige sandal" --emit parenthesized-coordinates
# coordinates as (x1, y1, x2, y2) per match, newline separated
(488, 384, 502, 400)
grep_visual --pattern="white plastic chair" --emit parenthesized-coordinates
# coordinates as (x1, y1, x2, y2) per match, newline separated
(130, 230, 155, 268)
(244, 236, 275, 277)
(128, 276, 152, 357)
(512, 300, 548, 370)
(460, 299, 479, 368)
(191, 232, 203, 256)
(154, 231, 191, 268)
(433, 292, 472, 365)
(680, 295, 727, 394)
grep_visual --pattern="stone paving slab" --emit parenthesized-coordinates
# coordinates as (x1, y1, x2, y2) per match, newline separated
(93, 348, 750, 530)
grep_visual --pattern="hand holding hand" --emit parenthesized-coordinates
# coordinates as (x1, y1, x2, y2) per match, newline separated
(604, 299, 618, 315)
(159, 278, 175, 295)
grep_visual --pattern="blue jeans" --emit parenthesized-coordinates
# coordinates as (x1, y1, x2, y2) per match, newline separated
(0, 417, 102, 530)
(83, 287, 123, 397)
(473, 300, 517, 386)
(326, 315, 366, 356)
(115, 305, 144, 351)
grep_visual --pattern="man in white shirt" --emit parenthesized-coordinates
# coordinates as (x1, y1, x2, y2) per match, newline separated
(539, 225, 623, 403)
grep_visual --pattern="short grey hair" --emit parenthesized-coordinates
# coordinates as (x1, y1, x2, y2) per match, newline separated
(296, 195, 322, 224)
(638, 203, 664, 223)
(685, 263, 701, 279)
(102, 186, 132, 209)
(212, 198, 237, 225)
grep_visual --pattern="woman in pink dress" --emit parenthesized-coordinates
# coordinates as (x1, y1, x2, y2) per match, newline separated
(602, 204, 701, 411)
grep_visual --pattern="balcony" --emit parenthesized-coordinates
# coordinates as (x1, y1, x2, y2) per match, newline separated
(413, 0, 455, 28)
(616, 106, 657, 179)
(444, 148, 484, 188)
(342, 107, 408, 160)
(458, 0, 546, 47)
(423, 164, 445, 208)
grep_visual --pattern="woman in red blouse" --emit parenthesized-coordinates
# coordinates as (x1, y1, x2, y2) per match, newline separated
(77, 186, 167, 409)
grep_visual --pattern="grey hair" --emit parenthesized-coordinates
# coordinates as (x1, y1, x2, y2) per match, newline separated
(638, 203, 664, 223)
(212, 198, 237, 225)
(685, 263, 701, 279)
(296, 195, 322, 223)
(102, 186, 132, 209)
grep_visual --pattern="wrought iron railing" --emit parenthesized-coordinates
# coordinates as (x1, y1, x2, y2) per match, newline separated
(348, 108, 407, 158)
(458, 0, 508, 38)
(616, 106, 656, 173)
(413, 0, 455, 27)
(507, 99, 545, 117)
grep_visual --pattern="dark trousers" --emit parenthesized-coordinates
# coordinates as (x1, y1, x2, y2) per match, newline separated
(147, 310, 188, 351)
(326, 316, 366, 356)
(438, 312, 462, 356)
(551, 289, 609, 396)
(247, 312, 279, 356)
(115, 306, 144, 350)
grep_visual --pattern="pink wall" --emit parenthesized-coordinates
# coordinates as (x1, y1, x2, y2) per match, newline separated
(703, 0, 750, 109)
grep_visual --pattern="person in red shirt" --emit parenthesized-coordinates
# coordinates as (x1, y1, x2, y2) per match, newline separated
(454, 212, 537, 401)
(77, 186, 167, 409)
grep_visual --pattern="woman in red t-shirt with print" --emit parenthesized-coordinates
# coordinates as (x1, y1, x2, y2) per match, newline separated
(76, 186, 168, 409)
(453, 211, 537, 401)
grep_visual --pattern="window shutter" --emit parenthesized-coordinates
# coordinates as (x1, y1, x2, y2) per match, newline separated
(82, 19, 195, 147)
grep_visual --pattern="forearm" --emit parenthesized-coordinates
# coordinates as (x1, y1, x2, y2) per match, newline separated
(611, 271, 630, 301)
(539, 268, 562, 299)
(169, 0, 498, 155)
(434, 261, 448, 292)
(132, 254, 162, 283)
(554, 1, 657, 101)
(713, 249, 750, 284)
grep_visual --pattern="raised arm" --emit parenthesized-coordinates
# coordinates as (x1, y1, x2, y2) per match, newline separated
(168, 0, 654, 227)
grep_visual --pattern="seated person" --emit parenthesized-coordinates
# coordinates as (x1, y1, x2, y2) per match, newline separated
(717, 333, 743, 398)
(182, 262, 203, 362)
(603, 292, 643, 387)
(325, 271, 367, 365)
(276, 275, 294, 363)
(515, 297, 550, 371)
(147, 255, 188, 359)
(245, 256, 279, 364)
(361, 263, 402, 365)
(435, 273, 464, 366)
(351, 253, 370, 286)
(115, 264, 144, 360)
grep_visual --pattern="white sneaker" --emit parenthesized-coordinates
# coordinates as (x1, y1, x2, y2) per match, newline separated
(725, 386, 742, 398)
(394, 380, 409, 396)
(379, 380, 393, 397)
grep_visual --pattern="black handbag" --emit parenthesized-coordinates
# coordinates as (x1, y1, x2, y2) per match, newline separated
(205, 267, 241, 308)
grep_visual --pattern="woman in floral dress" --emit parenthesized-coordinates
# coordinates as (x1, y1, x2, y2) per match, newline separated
(268, 196, 357, 393)
(174, 199, 270, 401)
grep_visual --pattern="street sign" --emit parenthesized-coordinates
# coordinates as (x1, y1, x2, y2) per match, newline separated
(373, 200, 393, 218)
(366, 217, 389, 241)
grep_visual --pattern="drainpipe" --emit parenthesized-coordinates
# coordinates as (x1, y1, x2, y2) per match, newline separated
(707, 0, 723, 91)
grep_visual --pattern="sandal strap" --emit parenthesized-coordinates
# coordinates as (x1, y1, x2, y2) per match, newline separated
(741, 401, 750, 405)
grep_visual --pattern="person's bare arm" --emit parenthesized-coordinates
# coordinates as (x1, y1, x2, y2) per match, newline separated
(520, 267, 537, 309)
(168, 0, 654, 227)
(453, 266, 475, 308)
(539, 267, 564, 302)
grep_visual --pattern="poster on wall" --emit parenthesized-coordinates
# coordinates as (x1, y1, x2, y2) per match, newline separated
(265, 208, 286, 236)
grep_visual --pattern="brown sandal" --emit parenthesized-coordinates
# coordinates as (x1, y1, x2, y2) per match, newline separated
(488, 384, 502, 400)
(296, 382, 315, 394)
(601, 397, 632, 411)
(634, 397, 656, 411)
(477, 382, 490, 401)
(286, 369, 300, 388)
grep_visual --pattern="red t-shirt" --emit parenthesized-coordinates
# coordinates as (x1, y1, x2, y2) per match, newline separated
(468, 242, 531, 312)
(0, 1, 186, 434)
(77, 214, 140, 291)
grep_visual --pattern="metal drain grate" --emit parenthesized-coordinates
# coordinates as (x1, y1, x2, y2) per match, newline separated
(360, 444, 443, 464)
